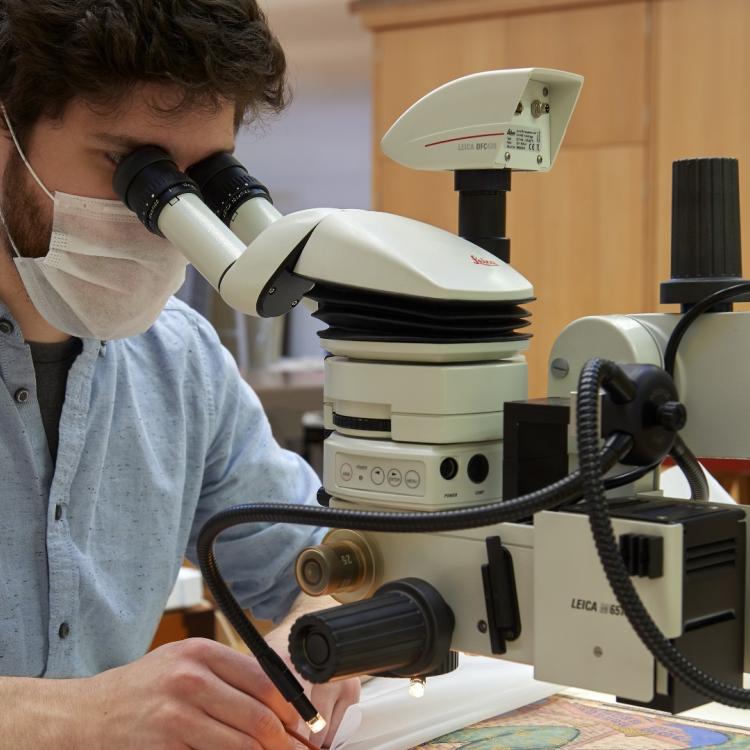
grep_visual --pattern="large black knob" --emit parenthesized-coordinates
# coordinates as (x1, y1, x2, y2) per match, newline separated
(661, 158, 749, 308)
(289, 578, 454, 683)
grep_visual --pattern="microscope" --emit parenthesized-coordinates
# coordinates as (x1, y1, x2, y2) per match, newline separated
(113, 68, 750, 726)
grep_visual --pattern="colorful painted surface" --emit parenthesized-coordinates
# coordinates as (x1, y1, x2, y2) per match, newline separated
(415, 695, 750, 749)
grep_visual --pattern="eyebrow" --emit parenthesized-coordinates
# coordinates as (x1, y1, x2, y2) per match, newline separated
(92, 132, 235, 159)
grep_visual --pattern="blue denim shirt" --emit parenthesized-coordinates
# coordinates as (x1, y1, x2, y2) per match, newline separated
(0, 297, 323, 678)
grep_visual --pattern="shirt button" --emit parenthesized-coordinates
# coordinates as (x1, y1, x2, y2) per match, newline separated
(14, 388, 30, 404)
(58, 622, 70, 639)
(0, 318, 13, 335)
(55, 505, 63, 521)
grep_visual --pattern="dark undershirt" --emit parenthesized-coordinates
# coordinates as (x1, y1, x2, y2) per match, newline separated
(28, 337, 83, 463)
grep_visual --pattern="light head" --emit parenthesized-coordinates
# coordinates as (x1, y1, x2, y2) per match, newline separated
(381, 68, 583, 173)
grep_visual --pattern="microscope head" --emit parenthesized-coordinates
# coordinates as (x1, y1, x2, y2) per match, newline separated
(381, 68, 583, 173)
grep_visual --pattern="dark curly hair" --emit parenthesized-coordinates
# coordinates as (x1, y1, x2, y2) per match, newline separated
(0, 0, 288, 142)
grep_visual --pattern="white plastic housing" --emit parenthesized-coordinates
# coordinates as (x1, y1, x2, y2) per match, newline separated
(534, 510, 684, 701)
(219, 208, 534, 316)
(295, 209, 533, 302)
(548, 313, 750, 459)
(158, 192, 246, 290)
(323, 356, 527, 443)
(229, 198, 283, 246)
(382, 68, 583, 172)
(324, 433, 503, 510)
(219, 208, 336, 314)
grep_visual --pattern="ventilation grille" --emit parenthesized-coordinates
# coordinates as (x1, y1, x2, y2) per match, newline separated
(685, 538, 737, 574)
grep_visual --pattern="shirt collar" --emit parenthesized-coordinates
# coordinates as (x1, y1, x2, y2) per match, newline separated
(0, 300, 102, 350)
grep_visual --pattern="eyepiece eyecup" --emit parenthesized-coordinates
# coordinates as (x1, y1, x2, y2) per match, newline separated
(188, 152, 273, 227)
(113, 146, 201, 236)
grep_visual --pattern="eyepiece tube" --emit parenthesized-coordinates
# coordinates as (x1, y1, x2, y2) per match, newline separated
(114, 147, 247, 289)
(188, 152, 282, 245)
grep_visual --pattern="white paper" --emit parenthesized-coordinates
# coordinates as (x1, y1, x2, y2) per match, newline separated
(330, 656, 559, 750)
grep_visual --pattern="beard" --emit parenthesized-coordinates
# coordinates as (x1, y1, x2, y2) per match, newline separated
(0, 147, 53, 260)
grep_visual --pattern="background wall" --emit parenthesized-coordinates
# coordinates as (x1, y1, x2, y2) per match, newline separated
(230, 0, 373, 360)
(353, 0, 750, 399)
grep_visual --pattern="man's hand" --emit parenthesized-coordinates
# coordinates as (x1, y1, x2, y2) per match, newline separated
(294, 672, 361, 749)
(267, 595, 362, 748)
(80, 638, 304, 749)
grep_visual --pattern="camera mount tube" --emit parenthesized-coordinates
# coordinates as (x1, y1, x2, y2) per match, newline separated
(188, 152, 282, 245)
(289, 578, 455, 684)
(455, 169, 512, 263)
(114, 147, 248, 289)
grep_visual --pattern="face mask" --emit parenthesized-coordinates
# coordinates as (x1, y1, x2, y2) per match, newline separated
(0, 106, 188, 340)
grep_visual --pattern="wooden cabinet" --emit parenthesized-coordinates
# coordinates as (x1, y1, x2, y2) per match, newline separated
(352, 0, 750, 396)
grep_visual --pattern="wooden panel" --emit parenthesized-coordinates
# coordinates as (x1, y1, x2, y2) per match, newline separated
(149, 603, 216, 651)
(373, 17, 510, 215)
(651, 0, 750, 305)
(374, 19, 510, 140)
(505, 2, 648, 146)
(353, 0, 636, 30)
(510, 145, 648, 395)
(373, 2, 647, 216)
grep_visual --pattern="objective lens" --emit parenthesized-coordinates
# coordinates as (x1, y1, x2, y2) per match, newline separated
(296, 531, 376, 597)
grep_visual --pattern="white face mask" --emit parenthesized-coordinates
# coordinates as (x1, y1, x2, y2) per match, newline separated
(0, 107, 188, 340)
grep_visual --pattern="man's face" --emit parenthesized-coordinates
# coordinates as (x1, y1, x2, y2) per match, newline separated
(0, 84, 237, 259)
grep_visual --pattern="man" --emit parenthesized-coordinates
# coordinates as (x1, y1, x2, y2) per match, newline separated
(0, 1, 359, 747)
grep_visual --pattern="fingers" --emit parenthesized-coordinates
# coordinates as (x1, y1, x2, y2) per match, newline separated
(197, 679, 296, 749)
(309, 692, 337, 748)
(185, 639, 300, 729)
(311, 678, 362, 749)
(160, 639, 299, 748)
(174, 710, 267, 750)
(322, 691, 355, 749)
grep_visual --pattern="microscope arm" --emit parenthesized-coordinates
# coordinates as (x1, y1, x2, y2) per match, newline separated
(217, 208, 534, 318)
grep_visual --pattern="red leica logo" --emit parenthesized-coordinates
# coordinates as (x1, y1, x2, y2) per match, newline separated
(471, 255, 500, 267)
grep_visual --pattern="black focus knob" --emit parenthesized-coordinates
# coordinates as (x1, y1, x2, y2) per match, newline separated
(657, 401, 687, 432)
(661, 158, 749, 308)
(289, 578, 454, 683)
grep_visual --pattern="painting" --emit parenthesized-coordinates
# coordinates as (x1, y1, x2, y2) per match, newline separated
(414, 695, 750, 749)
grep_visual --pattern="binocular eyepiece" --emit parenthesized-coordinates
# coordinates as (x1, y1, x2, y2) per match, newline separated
(113, 146, 274, 237)
(112, 146, 282, 290)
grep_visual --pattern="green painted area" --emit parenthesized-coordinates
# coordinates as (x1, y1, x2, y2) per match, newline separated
(429, 725, 579, 749)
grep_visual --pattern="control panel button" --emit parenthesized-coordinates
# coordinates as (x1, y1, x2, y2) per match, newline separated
(340, 463, 353, 482)
(468, 454, 490, 484)
(440, 458, 459, 480)
(405, 471, 421, 489)
(387, 469, 403, 487)
(371, 467, 385, 485)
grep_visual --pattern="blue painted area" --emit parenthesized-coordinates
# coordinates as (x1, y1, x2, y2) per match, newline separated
(683, 725, 730, 747)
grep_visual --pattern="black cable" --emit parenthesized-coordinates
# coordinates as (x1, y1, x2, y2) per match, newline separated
(197, 526, 325, 731)
(670, 434, 709, 502)
(661, 284, 750, 501)
(577, 357, 750, 708)
(664, 281, 750, 378)
(197, 435, 633, 729)
(604, 460, 661, 491)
